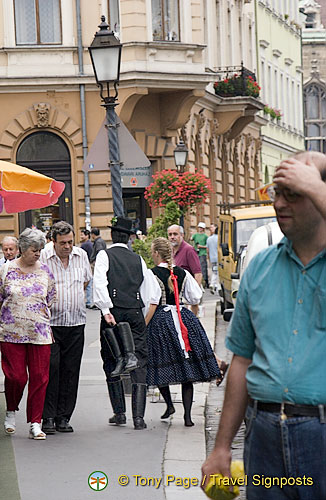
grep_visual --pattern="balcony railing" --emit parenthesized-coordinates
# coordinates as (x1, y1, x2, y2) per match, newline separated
(213, 63, 260, 98)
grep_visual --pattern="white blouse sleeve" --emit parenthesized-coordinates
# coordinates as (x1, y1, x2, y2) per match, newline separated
(93, 250, 113, 314)
(139, 260, 161, 316)
(182, 269, 203, 305)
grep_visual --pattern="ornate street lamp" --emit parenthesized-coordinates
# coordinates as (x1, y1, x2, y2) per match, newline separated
(173, 139, 189, 226)
(89, 16, 124, 217)
(173, 139, 188, 174)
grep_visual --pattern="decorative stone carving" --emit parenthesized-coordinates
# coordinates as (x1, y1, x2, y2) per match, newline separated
(34, 103, 50, 128)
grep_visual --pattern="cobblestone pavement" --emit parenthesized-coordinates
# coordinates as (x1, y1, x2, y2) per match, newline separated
(204, 301, 246, 499)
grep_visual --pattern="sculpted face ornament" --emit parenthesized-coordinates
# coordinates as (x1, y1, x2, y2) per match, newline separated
(34, 103, 50, 128)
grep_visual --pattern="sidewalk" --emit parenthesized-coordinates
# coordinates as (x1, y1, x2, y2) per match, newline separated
(162, 290, 227, 500)
(205, 299, 246, 500)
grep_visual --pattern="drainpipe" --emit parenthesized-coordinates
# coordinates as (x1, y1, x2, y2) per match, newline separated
(76, 0, 91, 230)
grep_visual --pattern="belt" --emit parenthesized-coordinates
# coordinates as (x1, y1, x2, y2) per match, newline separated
(249, 398, 325, 417)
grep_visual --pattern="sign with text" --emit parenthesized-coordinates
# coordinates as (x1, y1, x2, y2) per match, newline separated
(121, 165, 153, 189)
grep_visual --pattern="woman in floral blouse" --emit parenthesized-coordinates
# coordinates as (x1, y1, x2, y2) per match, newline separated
(0, 228, 56, 440)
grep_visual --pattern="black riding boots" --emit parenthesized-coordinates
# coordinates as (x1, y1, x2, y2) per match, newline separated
(107, 379, 126, 425)
(102, 323, 139, 377)
(132, 383, 147, 430)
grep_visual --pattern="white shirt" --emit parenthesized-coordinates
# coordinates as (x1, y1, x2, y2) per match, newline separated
(40, 245, 92, 326)
(93, 244, 161, 315)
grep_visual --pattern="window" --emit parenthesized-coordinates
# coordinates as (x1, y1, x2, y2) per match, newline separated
(305, 13, 316, 29)
(17, 132, 72, 230)
(109, 0, 120, 37)
(304, 84, 326, 153)
(152, 0, 180, 41)
(14, 0, 61, 45)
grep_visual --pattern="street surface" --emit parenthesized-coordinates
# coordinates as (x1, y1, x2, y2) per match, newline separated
(0, 290, 239, 500)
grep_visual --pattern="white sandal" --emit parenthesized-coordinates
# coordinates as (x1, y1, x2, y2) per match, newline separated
(4, 411, 16, 435)
(29, 422, 46, 440)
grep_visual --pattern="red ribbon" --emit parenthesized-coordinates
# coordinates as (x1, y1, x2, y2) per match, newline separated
(170, 270, 191, 352)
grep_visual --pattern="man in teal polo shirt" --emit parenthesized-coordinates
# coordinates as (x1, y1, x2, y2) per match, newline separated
(202, 151, 326, 500)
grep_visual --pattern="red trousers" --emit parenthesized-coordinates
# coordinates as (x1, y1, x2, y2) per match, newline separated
(1, 342, 51, 423)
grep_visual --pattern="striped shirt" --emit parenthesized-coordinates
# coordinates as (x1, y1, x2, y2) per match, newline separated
(40, 244, 92, 326)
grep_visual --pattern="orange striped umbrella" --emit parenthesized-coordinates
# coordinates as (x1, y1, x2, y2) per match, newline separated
(0, 161, 65, 213)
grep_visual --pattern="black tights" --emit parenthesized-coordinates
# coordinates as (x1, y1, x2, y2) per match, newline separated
(159, 382, 194, 426)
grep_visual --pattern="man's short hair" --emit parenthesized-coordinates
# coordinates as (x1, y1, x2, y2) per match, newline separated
(52, 221, 74, 241)
(91, 228, 100, 236)
(2, 236, 18, 248)
(294, 151, 326, 181)
(81, 229, 90, 238)
(111, 231, 129, 245)
(167, 224, 184, 235)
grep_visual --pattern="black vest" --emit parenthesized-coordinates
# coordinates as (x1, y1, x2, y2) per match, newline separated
(106, 247, 144, 309)
(152, 266, 186, 306)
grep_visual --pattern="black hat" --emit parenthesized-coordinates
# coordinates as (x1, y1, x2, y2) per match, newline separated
(108, 216, 133, 234)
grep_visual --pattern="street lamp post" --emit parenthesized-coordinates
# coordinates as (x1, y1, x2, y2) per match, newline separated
(89, 16, 124, 217)
(173, 139, 189, 227)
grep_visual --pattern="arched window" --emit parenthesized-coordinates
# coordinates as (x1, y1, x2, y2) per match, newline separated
(304, 84, 326, 153)
(16, 132, 72, 231)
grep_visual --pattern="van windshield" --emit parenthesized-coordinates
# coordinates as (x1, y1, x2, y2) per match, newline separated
(235, 217, 276, 253)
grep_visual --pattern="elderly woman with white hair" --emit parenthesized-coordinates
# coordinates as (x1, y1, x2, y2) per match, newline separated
(0, 228, 56, 440)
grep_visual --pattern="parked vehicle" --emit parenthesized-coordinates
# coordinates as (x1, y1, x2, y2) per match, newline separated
(218, 202, 276, 313)
(223, 221, 283, 321)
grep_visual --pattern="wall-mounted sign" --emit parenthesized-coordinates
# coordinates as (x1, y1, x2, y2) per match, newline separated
(121, 166, 153, 189)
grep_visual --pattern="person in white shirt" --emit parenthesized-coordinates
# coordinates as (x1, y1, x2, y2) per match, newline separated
(93, 216, 160, 430)
(40, 221, 92, 435)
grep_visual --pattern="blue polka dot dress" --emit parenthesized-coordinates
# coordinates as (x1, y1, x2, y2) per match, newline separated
(146, 266, 221, 387)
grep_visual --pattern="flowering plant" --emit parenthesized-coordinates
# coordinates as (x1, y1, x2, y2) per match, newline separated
(214, 74, 261, 98)
(144, 169, 212, 213)
(110, 216, 118, 226)
(263, 106, 282, 121)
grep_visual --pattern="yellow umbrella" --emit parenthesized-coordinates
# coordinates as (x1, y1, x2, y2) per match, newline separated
(0, 160, 65, 213)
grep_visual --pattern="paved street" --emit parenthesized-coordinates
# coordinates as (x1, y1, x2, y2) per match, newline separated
(0, 291, 241, 500)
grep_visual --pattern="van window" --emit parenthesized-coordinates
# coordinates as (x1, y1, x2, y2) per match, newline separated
(235, 217, 276, 253)
(224, 222, 230, 247)
(219, 221, 224, 245)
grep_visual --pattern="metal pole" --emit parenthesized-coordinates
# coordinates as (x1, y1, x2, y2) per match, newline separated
(76, 0, 91, 229)
(105, 99, 124, 217)
(179, 210, 184, 228)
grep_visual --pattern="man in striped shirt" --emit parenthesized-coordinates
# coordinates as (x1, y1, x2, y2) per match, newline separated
(41, 221, 92, 435)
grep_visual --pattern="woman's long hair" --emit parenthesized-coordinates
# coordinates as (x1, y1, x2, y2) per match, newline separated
(152, 237, 174, 293)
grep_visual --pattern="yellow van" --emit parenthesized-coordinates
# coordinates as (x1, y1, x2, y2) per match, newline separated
(218, 202, 276, 312)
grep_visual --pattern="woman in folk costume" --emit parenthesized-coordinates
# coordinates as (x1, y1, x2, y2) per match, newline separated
(145, 237, 221, 427)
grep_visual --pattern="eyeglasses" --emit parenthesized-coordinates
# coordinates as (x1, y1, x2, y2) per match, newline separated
(268, 186, 302, 203)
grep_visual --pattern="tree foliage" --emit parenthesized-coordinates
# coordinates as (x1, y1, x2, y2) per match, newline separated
(132, 201, 181, 267)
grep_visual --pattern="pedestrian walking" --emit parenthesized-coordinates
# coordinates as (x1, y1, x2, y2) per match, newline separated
(191, 222, 209, 288)
(90, 228, 106, 265)
(167, 224, 202, 316)
(41, 221, 92, 434)
(93, 216, 160, 430)
(202, 151, 326, 500)
(146, 238, 222, 427)
(207, 224, 221, 295)
(0, 228, 56, 440)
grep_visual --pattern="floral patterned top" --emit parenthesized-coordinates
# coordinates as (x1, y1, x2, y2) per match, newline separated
(0, 261, 56, 344)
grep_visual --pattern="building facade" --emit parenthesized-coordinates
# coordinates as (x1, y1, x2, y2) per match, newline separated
(301, 0, 326, 153)
(0, 0, 266, 241)
(256, 0, 305, 182)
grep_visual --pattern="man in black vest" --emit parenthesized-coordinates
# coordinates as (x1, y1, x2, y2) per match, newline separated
(93, 217, 160, 430)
